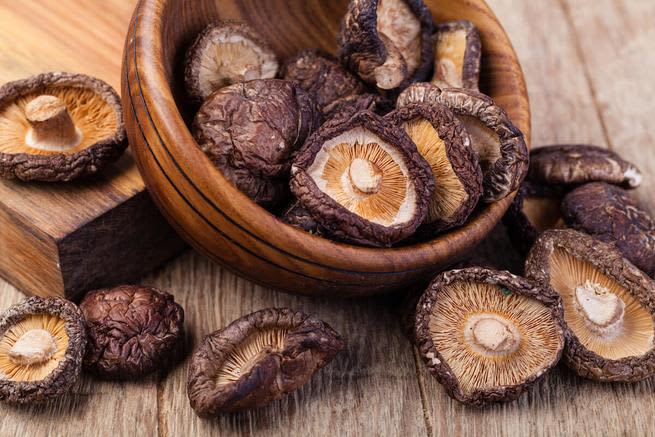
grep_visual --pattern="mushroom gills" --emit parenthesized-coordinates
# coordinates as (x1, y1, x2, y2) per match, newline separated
(376, 0, 422, 75)
(458, 114, 502, 173)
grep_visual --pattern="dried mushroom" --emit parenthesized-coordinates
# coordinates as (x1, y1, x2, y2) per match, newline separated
(0, 72, 126, 182)
(503, 182, 566, 255)
(337, 0, 433, 91)
(526, 229, 655, 381)
(529, 145, 642, 189)
(184, 22, 278, 103)
(281, 201, 322, 235)
(323, 93, 393, 125)
(80, 285, 184, 380)
(0, 297, 85, 404)
(397, 84, 529, 202)
(290, 111, 433, 246)
(187, 308, 344, 416)
(388, 103, 482, 232)
(562, 182, 655, 277)
(431, 20, 482, 90)
(193, 79, 319, 208)
(415, 268, 564, 406)
(281, 49, 365, 114)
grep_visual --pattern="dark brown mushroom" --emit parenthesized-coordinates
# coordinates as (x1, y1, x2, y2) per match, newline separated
(193, 79, 320, 208)
(415, 267, 564, 406)
(388, 103, 482, 233)
(187, 308, 344, 416)
(290, 110, 434, 247)
(80, 285, 185, 380)
(525, 229, 655, 381)
(184, 22, 278, 104)
(280, 201, 322, 235)
(561, 182, 655, 277)
(431, 20, 482, 90)
(0, 72, 126, 182)
(323, 93, 393, 126)
(397, 84, 529, 202)
(0, 297, 86, 404)
(337, 0, 433, 91)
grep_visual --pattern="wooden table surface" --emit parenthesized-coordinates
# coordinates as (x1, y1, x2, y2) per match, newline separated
(1, 1, 654, 436)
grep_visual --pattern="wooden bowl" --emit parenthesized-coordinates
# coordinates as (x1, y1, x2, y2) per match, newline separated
(121, 0, 530, 297)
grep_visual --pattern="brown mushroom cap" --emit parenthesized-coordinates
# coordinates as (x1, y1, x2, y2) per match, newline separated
(525, 229, 655, 381)
(184, 22, 278, 104)
(337, 0, 433, 91)
(0, 297, 86, 404)
(0, 72, 126, 182)
(529, 145, 642, 189)
(397, 84, 529, 202)
(431, 20, 482, 90)
(193, 79, 319, 208)
(187, 308, 344, 416)
(415, 267, 564, 406)
(280, 201, 322, 235)
(561, 182, 655, 277)
(80, 285, 184, 380)
(388, 103, 482, 233)
(290, 111, 434, 247)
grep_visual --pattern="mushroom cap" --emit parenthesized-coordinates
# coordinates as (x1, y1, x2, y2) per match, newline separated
(322, 93, 393, 127)
(184, 22, 279, 104)
(397, 85, 529, 202)
(290, 110, 434, 247)
(0, 72, 126, 182)
(337, 0, 434, 91)
(525, 229, 655, 381)
(80, 285, 185, 380)
(431, 20, 482, 90)
(0, 297, 86, 404)
(187, 308, 344, 416)
(415, 267, 564, 406)
(388, 103, 483, 233)
(562, 182, 655, 277)
(529, 145, 642, 189)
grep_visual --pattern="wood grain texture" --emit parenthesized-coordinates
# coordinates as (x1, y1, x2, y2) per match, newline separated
(122, 0, 531, 297)
(0, 0, 184, 299)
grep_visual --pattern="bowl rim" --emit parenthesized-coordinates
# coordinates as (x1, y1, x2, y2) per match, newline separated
(123, 0, 531, 279)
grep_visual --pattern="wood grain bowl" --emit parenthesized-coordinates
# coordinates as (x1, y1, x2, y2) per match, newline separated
(121, 0, 530, 297)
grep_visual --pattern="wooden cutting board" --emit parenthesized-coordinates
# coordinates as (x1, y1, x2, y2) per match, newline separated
(0, 0, 184, 299)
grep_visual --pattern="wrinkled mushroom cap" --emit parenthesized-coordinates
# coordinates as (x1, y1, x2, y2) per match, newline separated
(187, 308, 344, 416)
(525, 229, 655, 381)
(80, 285, 185, 380)
(431, 20, 482, 90)
(290, 111, 434, 246)
(0, 72, 126, 182)
(0, 297, 86, 404)
(562, 182, 655, 277)
(184, 22, 278, 103)
(415, 267, 564, 406)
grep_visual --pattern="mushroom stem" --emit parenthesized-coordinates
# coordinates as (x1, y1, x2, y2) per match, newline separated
(24, 95, 82, 152)
(8, 329, 57, 366)
(574, 280, 625, 333)
(349, 158, 383, 194)
(465, 314, 520, 355)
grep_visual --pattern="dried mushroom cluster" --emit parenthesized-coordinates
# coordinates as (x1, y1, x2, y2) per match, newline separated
(186, 3, 527, 247)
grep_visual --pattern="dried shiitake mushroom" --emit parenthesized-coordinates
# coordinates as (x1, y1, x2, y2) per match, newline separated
(193, 79, 319, 208)
(529, 145, 642, 189)
(281, 201, 322, 235)
(562, 182, 655, 277)
(338, 0, 433, 91)
(388, 103, 482, 232)
(80, 285, 184, 380)
(398, 84, 529, 202)
(281, 49, 365, 114)
(323, 93, 393, 125)
(187, 308, 344, 416)
(184, 22, 278, 104)
(431, 20, 482, 90)
(503, 182, 566, 255)
(290, 111, 434, 246)
(0, 72, 126, 182)
(415, 268, 564, 406)
(526, 229, 655, 381)
(0, 297, 85, 404)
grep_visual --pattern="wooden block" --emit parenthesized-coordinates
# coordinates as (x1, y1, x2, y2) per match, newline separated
(0, 0, 184, 299)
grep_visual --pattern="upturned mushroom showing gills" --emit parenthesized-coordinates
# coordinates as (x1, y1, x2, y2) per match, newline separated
(526, 229, 655, 382)
(415, 268, 564, 406)
(0, 72, 127, 182)
(290, 111, 434, 246)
